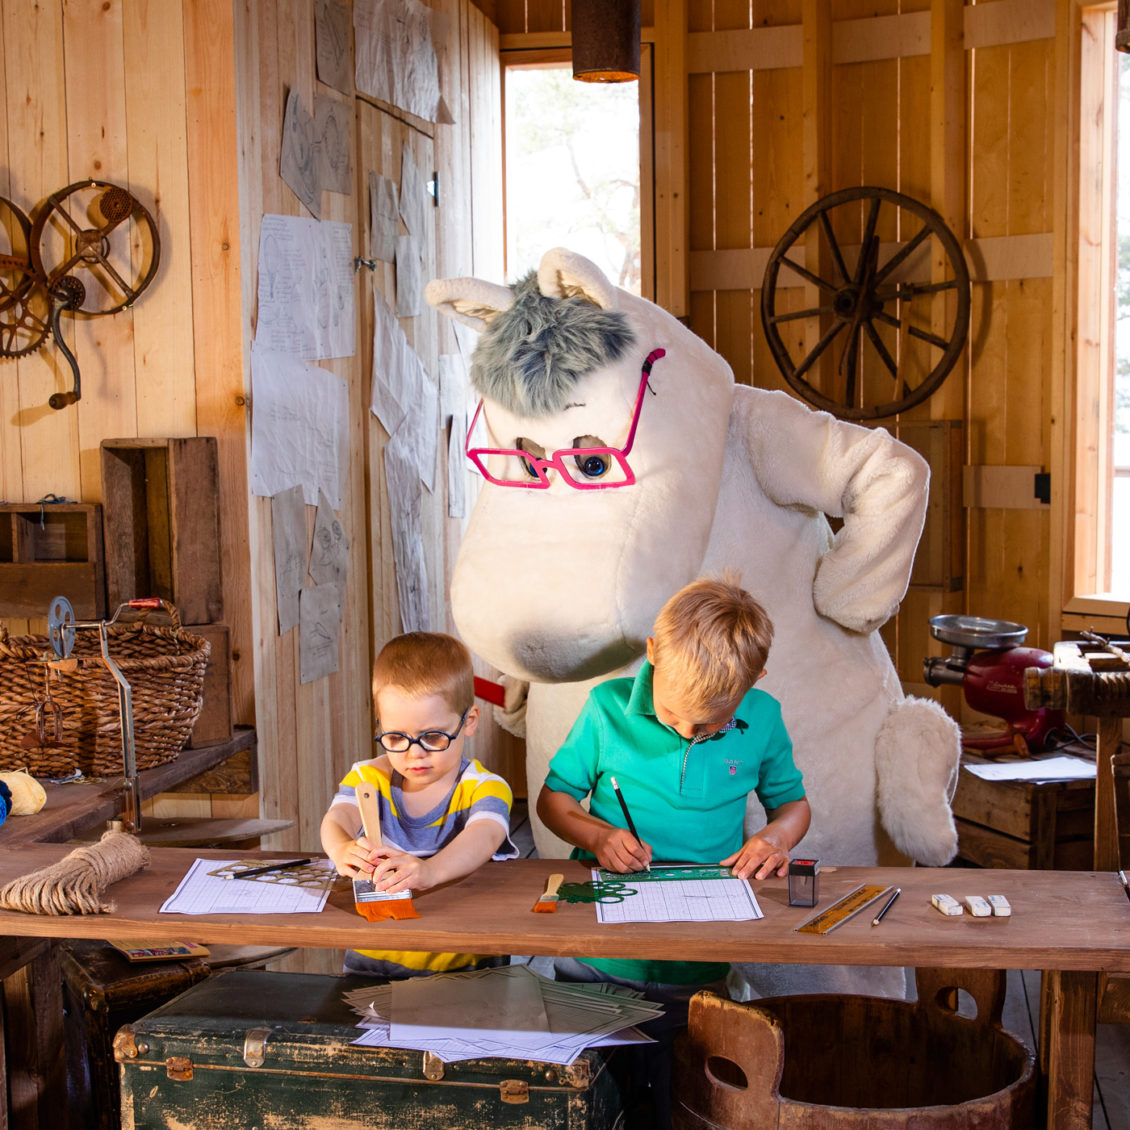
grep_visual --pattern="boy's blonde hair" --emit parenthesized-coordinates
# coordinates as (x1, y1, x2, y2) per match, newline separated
(372, 632, 475, 715)
(650, 575, 773, 712)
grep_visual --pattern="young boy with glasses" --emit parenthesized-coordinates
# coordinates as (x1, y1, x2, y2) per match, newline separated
(321, 631, 518, 978)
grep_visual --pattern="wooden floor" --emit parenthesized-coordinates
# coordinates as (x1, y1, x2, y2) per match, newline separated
(511, 801, 1130, 1129)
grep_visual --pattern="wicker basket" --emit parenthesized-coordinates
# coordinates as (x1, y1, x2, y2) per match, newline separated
(0, 603, 210, 778)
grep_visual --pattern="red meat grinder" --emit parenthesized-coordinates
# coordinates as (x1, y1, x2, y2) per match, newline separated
(922, 614, 1064, 754)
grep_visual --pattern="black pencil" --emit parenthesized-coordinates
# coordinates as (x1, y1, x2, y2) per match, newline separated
(228, 858, 312, 881)
(871, 886, 901, 926)
(609, 776, 649, 872)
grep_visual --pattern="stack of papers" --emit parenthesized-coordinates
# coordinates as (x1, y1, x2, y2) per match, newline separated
(344, 964, 662, 1065)
(963, 755, 1096, 782)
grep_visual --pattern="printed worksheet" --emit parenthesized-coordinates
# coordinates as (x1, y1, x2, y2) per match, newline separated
(592, 865, 764, 924)
(160, 858, 336, 915)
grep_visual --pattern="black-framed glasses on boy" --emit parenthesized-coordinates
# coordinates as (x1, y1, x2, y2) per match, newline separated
(374, 710, 469, 753)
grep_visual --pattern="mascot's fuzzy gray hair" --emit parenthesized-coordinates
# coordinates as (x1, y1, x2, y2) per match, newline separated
(470, 271, 636, 417)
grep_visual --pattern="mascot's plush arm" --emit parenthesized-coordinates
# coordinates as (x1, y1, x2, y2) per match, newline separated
(738, 388, 929, 633)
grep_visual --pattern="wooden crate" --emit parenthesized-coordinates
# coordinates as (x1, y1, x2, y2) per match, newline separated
(100, 439, 223, 625)
(951, 757, 1095, 870)
(0, 503, 105, 619)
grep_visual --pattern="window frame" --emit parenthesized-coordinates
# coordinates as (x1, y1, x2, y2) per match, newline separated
(1056, 0, 1129, 636)
(499, 40, 655, 302)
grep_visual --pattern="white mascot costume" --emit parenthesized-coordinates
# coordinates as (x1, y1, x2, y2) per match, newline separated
(427, 248, 961, 997)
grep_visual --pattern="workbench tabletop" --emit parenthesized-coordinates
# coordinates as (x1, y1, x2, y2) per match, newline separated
(1, 848, 1127, 973)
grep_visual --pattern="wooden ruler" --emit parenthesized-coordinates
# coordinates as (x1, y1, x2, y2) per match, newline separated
(794, 884, 892, 934)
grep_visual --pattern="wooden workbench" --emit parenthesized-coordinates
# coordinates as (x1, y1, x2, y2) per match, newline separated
(0, 729, 257, 1130)
(0, 848, 1126, 1130)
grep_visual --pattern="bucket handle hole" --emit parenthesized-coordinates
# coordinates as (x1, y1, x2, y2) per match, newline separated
(933, 986, 978, 1020)
(705, 1055, 749, 1091)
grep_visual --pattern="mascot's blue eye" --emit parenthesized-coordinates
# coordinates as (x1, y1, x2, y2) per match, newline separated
(576, 454, 608, 478)
(516, 438, 545, 478)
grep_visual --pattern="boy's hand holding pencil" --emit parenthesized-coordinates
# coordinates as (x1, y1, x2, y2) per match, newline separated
(596, 777, 652, 873)
(594, 825, 652, 873)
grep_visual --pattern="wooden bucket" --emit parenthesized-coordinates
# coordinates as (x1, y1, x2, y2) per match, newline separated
(672, 968, 1035, 1129)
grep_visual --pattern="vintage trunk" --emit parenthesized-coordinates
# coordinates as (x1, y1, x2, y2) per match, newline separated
(62, 939, 213, 1130)
(114, 969, 625, 1130)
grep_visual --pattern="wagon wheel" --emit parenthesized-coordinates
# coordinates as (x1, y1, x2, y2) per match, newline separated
(760, 186, 970, 421)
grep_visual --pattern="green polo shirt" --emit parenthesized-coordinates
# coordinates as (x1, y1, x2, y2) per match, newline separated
(544, 661, 805, 985)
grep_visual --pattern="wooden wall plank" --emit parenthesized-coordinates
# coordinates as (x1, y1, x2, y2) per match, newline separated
(185, 0, 253, 729)
(653, 0, 687, 315)
(964, 0, 1055, 51)
(123, 0, 196, 439)
(686, 0, 713, 353)
(713, 1, 754, 386)
(0, 0, 20, 507)
(687, 69, 713, 345)
(237, 0, 293, 847)
(833, 11, 929, 64)
(2, 0, 80, 506)
(468, 6, 503, 279)
(751, 20, 802, 396)
(687, 26, 802, 74)
(62, 0, 136, 499)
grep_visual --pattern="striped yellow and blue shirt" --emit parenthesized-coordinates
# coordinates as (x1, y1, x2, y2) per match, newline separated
(331, 756, 518, 975)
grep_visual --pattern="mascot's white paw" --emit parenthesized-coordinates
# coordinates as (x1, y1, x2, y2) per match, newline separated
(495, 675, 529, 739)
(876, 697, 961, 866)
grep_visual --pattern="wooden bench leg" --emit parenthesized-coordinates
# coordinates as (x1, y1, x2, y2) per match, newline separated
(1039, 969, 1098, 1130)
(1, 942, 66, 1130)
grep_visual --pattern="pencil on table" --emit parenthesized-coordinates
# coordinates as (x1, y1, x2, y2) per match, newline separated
(228, 858, 312, 881)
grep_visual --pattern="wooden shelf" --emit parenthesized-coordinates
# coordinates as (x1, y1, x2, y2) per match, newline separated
(0, 727, 256, 847)
(0, 503, 105, 619)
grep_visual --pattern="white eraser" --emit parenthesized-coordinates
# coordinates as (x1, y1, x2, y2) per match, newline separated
(964, 895, 992, 917)
(986, 894, 1011, 917)
(931, 893, 962, 916)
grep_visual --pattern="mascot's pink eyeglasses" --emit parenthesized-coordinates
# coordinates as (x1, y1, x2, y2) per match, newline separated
(465, 348, 666, 490)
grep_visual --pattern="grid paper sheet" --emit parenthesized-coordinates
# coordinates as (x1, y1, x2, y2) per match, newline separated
(159, 858, 335, 915)
(592, 867, 763, 924)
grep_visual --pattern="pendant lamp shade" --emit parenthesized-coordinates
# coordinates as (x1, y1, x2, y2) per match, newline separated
(571, 0, 641, 82)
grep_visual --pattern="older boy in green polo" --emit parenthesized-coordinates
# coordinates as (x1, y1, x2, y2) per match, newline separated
(536, 576, 810, 1128)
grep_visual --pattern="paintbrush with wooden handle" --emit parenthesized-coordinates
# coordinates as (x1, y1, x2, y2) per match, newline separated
(532, 872, 564, 913)
(352, 780, 420, 921)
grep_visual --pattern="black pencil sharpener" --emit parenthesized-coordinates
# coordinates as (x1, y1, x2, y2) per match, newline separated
(788, 858, 819, 907)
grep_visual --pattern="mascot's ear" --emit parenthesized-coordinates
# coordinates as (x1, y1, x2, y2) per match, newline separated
(537, 247, 617, 310)
(425, 277, 515, 333)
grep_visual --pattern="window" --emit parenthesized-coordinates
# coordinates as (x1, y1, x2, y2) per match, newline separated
(1075, 5, 1130, 605)
(503, 53, 648, 295)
